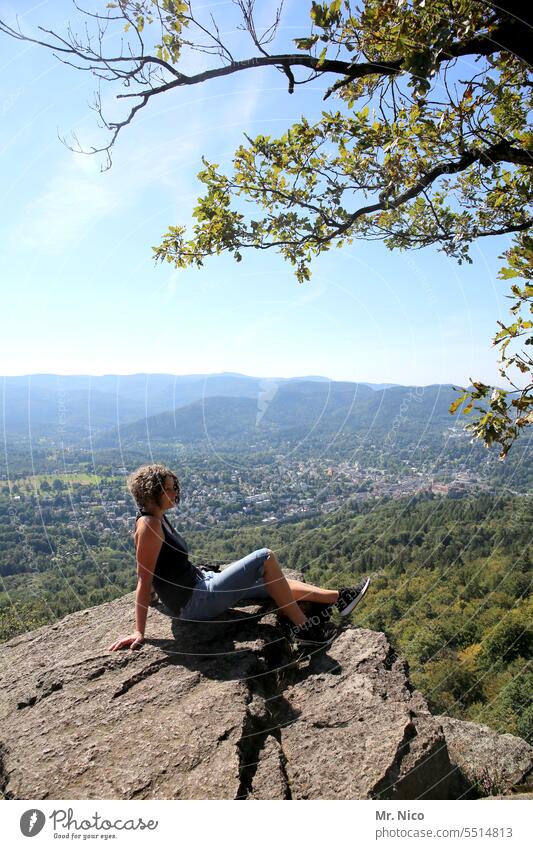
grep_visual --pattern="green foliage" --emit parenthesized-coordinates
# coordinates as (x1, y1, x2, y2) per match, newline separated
(466, 657, 533, 744)
(0, 599, 52, 642)
(478, 611, 533, 670)
(515, 704, 533, 746)
(107, 0, 190, 63)
(450, 233, 533, 458)
(152, 2, 531, 280)
(416, 653, 484, 713)
(499, 668, 533, 744)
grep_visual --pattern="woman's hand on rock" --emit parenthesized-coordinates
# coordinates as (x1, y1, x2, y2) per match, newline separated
(108, 631, 144, 651)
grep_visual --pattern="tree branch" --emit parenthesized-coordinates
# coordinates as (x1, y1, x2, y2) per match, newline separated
(324, 21, 533, 100)
(318, 140, 533, 245)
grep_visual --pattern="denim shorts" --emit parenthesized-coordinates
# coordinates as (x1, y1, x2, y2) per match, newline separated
(177, 547, 272, 622)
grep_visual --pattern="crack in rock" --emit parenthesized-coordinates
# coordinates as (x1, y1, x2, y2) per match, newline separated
(270, 728, 293, 800)
(234, 623, 319, 799)
(370, 719, 418, 799)
(112, 658, 176, 699)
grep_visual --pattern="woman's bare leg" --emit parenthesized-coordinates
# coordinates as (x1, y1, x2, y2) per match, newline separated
(262, 551, 340, 625)
(262, 551, 308, 625)
(286, 579, 339, 605)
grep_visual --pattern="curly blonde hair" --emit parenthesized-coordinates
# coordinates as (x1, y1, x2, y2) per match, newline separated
(127, 464, 181, 509)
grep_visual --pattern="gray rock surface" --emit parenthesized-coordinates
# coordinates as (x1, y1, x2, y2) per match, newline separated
(277, 630, 452, 800)
(0, 582, 530, 800)
(436, 715, 533, 798)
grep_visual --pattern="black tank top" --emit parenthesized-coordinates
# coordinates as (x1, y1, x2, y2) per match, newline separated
(135, 509, 203, 612)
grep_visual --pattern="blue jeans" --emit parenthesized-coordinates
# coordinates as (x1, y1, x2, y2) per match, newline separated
(177, 547, 272, 621)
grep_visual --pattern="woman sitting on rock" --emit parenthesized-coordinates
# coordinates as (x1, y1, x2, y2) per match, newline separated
(108, 464, 370, 651)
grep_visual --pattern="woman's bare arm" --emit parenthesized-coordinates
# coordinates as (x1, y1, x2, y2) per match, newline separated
(108, 516, 164, 651)
(134, 516, 164, 636)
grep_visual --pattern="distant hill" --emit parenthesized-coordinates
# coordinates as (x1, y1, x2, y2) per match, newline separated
(1, 372, 330, 441)
(3, 373, 492, 454)
(90, 381, 469, 451)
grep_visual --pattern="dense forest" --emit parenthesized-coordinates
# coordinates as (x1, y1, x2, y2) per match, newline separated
(0, 490, 531, 745)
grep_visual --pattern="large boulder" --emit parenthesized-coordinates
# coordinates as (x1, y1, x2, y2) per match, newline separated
(436, 715, 533, 799)
(0, 582, 528, 800)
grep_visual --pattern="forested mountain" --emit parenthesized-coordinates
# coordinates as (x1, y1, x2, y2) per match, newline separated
(2, 373, 481, 451)
(1, 372, 332, 442)
(91, 382, 465, 450)
(7, 374, 530, 490)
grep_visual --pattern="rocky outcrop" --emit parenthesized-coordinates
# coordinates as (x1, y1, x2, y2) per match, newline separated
(435, 715, 533, 799)
(0, 584, 531, 800)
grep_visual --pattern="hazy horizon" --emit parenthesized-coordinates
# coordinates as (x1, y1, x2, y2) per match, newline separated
(1, 371, 479, 388)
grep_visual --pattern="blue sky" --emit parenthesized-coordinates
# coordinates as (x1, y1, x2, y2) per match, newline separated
(0, 0, 517, 386)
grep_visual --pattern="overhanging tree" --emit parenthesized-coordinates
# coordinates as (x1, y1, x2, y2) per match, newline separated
(2, 0, 531, 456)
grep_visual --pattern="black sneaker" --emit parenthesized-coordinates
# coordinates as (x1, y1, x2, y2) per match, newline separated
(289, 617, 336, 646)
(336, 577, 371, 617)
